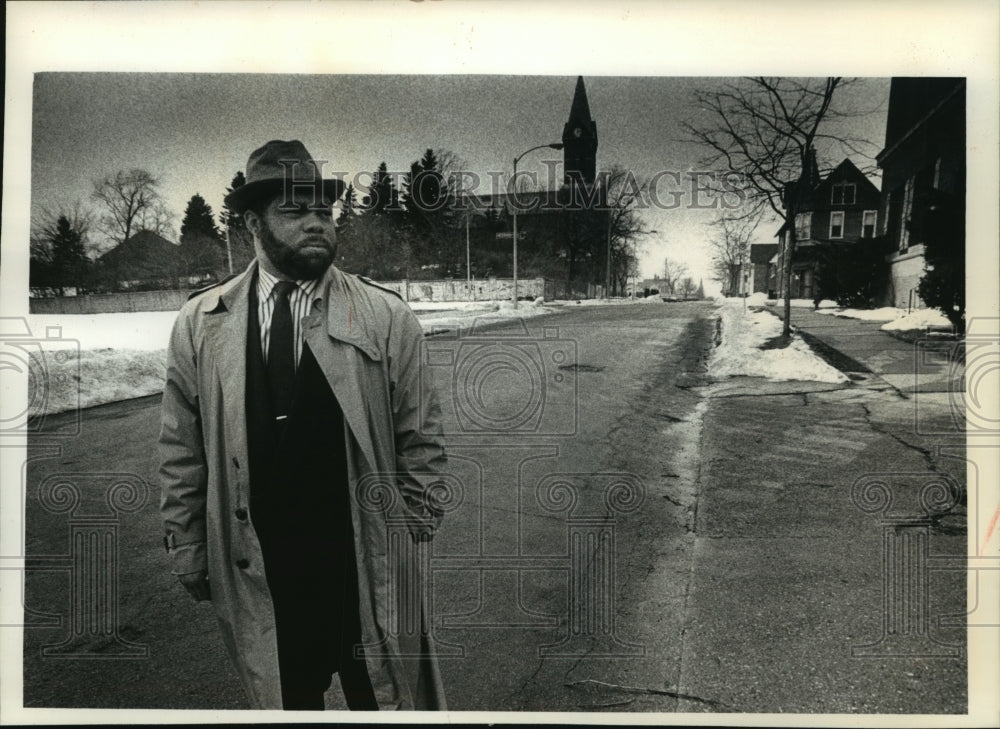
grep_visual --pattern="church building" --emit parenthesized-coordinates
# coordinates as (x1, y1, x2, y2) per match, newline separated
(469, 76, 608, 298)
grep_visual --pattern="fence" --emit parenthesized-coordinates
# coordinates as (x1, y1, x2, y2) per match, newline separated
(28, 276, 601, 315)
(29, 290, 191, 315)
(377, 277, 552, 302)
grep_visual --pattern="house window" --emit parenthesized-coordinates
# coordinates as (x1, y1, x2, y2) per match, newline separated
(829, 211, 845, 238)
(862, 210, 877, 238)
(795, 212, 812, 240)
(832, 182, 856, 205)
(899, 176, 915, 252)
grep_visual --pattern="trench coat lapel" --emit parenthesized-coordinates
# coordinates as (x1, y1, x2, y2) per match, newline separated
(302, 267, 381, 473)
(202, 266, 254, 483)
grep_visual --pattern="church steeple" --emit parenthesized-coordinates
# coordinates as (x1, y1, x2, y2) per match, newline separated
(562, 76, 598, 186)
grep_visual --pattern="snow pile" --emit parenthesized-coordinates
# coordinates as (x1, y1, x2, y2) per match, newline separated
(574, 297, 640, 306)
(30, 347, 168, 416)
(406, 300, 498, 312)
(419, 299, 560, 332)
(818, 306, 906, 321)
(709, 300, 848, 384)
(765, 298, 838, 309)
(745, 292, 769, 307)
(881, 308, 952, 331)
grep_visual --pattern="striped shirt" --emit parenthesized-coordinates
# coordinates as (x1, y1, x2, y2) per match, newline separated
(256, 267, 320, 367)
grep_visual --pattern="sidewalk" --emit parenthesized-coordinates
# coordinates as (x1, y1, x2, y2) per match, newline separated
(766, 305, 965, 396)
(676, 307, 969, 713)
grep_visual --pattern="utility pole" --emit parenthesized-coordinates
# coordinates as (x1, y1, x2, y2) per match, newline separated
(466, 205, 471, 301)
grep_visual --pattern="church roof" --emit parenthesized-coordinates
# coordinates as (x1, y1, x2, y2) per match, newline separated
(568, 76, 593, 124)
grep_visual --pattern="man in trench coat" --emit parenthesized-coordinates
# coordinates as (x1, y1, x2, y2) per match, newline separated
(159, 140, 448, 710)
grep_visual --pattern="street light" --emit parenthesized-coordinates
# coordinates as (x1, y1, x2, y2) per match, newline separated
(630, 229, 658, 300)
(605, 206, 613, 298)
(512, 142, 563, 308)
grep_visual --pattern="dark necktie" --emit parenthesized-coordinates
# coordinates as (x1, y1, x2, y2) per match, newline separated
(267, 280, 297, 422)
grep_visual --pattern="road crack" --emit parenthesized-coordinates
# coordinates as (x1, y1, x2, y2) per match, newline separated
(565, 678, 731, 709)
(859, 403, 938, 472)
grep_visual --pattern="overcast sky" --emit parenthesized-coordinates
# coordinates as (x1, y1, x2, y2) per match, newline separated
(31, 73, 890, 286)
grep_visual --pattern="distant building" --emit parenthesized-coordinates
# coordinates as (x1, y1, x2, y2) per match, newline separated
(97, 230, 183, 290)
(461, 76, 610, 299)
(876, 77, 965, 308)
(745, 244, 778, 296)
(772, 156, 881, 300)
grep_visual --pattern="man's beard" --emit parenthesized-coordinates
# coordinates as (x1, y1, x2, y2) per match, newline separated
(258, 220, 336, 280)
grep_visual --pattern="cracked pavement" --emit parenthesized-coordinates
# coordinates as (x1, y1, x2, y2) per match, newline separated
(20, 301, 972, 716)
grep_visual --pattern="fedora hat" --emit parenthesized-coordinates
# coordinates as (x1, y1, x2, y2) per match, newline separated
(224, 139, 346, 214)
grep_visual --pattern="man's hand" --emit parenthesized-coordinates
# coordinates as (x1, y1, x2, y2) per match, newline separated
(177, 570, 211, 601)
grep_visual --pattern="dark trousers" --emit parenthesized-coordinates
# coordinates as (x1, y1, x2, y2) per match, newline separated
(256, 507, 378, 711)
(272, 573, 378, 710)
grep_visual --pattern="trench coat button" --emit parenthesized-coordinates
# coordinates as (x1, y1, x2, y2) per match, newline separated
(236, 558, 250, 569)
(234, 507, 248, 521)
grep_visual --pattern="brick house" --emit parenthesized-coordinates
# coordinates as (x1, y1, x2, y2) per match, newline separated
(772, 156, 881, 300)
(876, 78, 965, 308)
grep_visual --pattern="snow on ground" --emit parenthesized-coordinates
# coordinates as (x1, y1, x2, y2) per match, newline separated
(29, 348, 169, 416)
(812, 305, 953, 330)
(815, 306, 905, 321)
(25, 299, 572, 416)
(709, 299, 848, 384)
(764, 298, 838, 309)
(28, 312, 182, 351)
(881, 308, 952, 331)
(416, 298, 560, 332)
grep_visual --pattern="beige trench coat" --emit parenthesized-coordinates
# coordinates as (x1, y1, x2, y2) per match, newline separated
(159, 262, 447, 710)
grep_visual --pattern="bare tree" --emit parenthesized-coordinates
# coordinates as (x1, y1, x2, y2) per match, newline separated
(141, 199, 177, 241)
(31, 201, 95, 258)
(683, 77, 856, 334)
(660, 256, 688, 296)
(679, 276, 697, 300)
(601, 165, 653, 296)
(708, 213, 760, 296)
(91, 168, 173, 248)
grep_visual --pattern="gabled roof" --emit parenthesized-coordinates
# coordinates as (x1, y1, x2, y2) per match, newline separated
(815, 158, 880, 199)
(776, 158, 881, 234)
(99, 230, 181, 277)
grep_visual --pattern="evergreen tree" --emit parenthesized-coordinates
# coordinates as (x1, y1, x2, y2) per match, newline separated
(222, 172, 255, 272)
(180, 193, 223, 243)
(402, 149, 458, 276)
(405, 149, 445, 216)
(179, 193, 226, 280)
(337, 183, 358, 229)
(363, 162, 401, 217)
(39, 215, 90, 295)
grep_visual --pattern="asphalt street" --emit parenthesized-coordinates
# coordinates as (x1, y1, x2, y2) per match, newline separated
(19, 300, 967, 715)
